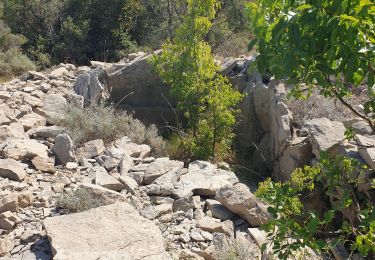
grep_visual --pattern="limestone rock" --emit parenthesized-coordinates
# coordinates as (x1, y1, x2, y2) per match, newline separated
(0, 159, 26, 181)
(94, 166, 124, 192)
(205, 199, 234, 221)
(43, 203, 170, 259)
(143, 158, 184, 185)
(77, 184, 127, 204)
(28, 126, 66, 139)
(49, 67, 69, 79)
(1, 139, 49, 160)
(304, 118, 346, 158)
(19, 113, 46, 131)
(216, 183, 270, 227)
(0, 123, 29, 142)
(42, 94, 67, 122)
(0, 237, 14, 257)
(74, 68, 109, 106)
(356, 134, 375, 170)
(196, 217, 233, 237)
(118, 175, 138, 195)
(114, 136, 151, 158)
(31, 156, 56, 173)
(76, 139, 105, 159)
(52, 134, 76, 165)
(174, 161, 238, 198)
(119, 154, 134, 175)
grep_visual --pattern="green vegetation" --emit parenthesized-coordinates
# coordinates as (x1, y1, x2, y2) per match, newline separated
(256, 155, 374, 258)
(0, 0, 248, 70)
(152, 0, 242, 160)
(247, 0, 375, 130)
(0, 21, 35, 80)
(56, 187, 108, 213)
(247, 0, 375, 258)
(52, 104, 166, 157)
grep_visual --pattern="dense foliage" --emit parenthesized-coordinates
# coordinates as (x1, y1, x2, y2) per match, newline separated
(0, 20, 35, 80)
(256, 155, 375, 258)
(247, 0, 375, 129)
(152, 0, 242, 160)
(0, 0, 248, 70)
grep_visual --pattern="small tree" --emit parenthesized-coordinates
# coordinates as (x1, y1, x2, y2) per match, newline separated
(152, 0, 242, 160)
(247, 0, 375, 129)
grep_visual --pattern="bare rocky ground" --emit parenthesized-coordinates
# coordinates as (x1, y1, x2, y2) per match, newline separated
(0, 63, 273, 260)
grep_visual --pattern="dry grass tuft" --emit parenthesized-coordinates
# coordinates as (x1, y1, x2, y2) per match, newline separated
(52, 103, 167, 156)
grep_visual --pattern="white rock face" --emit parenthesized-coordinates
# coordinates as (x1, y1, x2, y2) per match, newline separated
(143, 158, 184, 185)
(0, 159, 26, 181)
(216, 184, 270, 227)
(174, 161, 238, 198)
(304, 117, 346, 158)
(1, 139, 49, 160)
(43, 203, 171, 260)
(42, 94, 67, 122)
(356, 134, 375, 170)
(52, 134, 76, 165)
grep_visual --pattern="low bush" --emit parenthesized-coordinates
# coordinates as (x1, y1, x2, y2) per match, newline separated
(0, 49, 36, 79)
(56, 187, 108, 213)
(52, 104, 167, 156)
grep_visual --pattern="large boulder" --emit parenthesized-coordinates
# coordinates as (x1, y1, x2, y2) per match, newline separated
(143, 158, 184, 185)
(52, 134, 76, 165)
(42, 94, 67, 122)
(43, 202, 170, 260)
(1, 139, 49, 160)
(74, 68, 109, 106)
(216, 183, 270, 227)
(173, 161, 239, 198)
(108, 52, 178, 127)
(0, 159, 26, 181)
(304, 117, 346, 158)
(356, 134, 375, 170)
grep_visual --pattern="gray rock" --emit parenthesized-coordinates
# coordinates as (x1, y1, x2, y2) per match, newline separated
(1, 138, 49, 160)
(42, 94, 67, 122)
(114, 136, 151, 158)
(216, 184, 270, 227)
(118, 175, 138, 195)
(74, 68, 109, 106)
(43, 202, 170, 259)
(356, 134, 375, 170)
(28, 126, 66, 139)
(0, 159, 26, 181)
(205, 199, 234, 221)
(119, 154, 134, 175)
(174, 161, 238, 198)
(143, 158, 184, 185)
(76, 139, 105, 159)
(304, 117, 346, 158)
(94, 166, 124, 192)
(52, 134, 76, 165)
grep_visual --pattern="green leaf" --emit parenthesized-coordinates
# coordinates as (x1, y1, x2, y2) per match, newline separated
(340, 14, 360, 23)
(248, 39, 258, 51)
(296, 4, 313, 11)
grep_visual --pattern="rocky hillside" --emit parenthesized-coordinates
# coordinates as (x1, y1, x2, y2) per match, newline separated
(0, 62, 274, 260)
(0, 54, 374, 260)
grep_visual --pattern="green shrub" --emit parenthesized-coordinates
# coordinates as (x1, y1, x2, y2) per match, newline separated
(56, 187, 108, 213)
(0, 48, 36, 79)
(52, 104, 167, 156)
(256, 155, 375, 258)
(152, 0, 242, 160)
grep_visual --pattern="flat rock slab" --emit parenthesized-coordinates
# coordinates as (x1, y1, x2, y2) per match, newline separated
(356, 134, 375, 170)
(304, 117, 346, 158)
(173, 161, 238, 198)
(43, 202, 171, 260)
